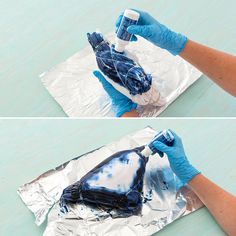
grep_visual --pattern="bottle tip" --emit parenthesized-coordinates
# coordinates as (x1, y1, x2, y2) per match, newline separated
(114, 43, 125, 53)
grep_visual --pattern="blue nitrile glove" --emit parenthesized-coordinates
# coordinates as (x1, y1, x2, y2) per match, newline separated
(93, 71, 137, 117)
(115, 10, 188, 56)
(152, 130, 200, 185)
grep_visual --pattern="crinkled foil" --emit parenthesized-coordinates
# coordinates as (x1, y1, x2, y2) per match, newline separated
(18, 127, 203, 236)
(40, 33, 202, 117)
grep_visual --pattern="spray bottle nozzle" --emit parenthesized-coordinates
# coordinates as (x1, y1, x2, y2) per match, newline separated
(148, 129, 175, 157)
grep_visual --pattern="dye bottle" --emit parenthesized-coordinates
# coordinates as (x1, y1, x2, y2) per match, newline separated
(115, 9, 140, 52)
(142, 129, 175, 158)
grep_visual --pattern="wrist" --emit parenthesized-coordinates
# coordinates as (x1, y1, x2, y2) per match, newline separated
(173, 157, 200, 185)
(166, 30, 188, 56)
(115, 101, 137, 117)
(121, 109, 139, 117)
(188, 173, 203, 187)
(180, 164, 201, 185)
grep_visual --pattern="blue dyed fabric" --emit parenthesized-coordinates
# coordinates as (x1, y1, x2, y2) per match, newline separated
(87, 32, 152, 96)
(60, 147, 147, 214)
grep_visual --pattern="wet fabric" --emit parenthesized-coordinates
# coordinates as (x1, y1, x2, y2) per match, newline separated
(59, 130, 175, 214)
(87, 32, 152, 96)
(60, 147, 147, 214)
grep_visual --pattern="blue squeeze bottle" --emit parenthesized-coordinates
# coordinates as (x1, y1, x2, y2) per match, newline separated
(142, 129, 175, 158)
(115, 9, 140, 52)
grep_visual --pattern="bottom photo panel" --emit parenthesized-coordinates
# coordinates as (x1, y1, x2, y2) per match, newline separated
(0, 119, 235, 236)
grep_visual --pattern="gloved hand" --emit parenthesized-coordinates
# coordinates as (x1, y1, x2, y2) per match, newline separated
(93, 71, 137, 117)
(153, 130, 200, 184)
(116, 10, 188, 56)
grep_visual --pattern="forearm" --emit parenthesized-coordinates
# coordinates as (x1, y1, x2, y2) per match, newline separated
(189, 174, 236, 235)
(180, 40, 236, 97)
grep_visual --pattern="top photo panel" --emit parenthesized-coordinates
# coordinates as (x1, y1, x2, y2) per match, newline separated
(1, 0, 235, 117)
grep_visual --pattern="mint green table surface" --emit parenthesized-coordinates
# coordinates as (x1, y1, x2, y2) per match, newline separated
(0, 119, 235, 236)
(0, 0, 235, 117)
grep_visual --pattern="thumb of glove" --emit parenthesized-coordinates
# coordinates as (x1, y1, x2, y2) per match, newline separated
(152, 141, 170, 158)
(93, 71, 114, 91)
(128, 25, 152, 38)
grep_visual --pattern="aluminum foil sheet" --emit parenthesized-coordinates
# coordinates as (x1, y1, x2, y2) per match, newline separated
(18, 127, 203, 236)
(40, 33, 202, 117)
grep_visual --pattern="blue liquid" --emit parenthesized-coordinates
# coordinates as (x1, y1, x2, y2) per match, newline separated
(117, 16, 138, 41)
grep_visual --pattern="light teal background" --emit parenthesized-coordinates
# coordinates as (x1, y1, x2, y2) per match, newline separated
(0, 119, 235, 236)
(0, 0, 235, 117)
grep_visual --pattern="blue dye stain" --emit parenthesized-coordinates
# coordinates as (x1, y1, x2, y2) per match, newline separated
(107, 173, 112, 178)
(143, 189, 153, 203)
(90, 175, 99, 181)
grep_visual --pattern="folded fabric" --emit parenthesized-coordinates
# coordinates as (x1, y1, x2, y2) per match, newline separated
(60, 147, 147, 214)
(87, 32, 152, 96)
(60, 130, 175, 215)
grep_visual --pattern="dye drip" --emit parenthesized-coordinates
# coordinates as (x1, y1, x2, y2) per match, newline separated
(60, 130, 175, 214)
(87, 32, 152, 96)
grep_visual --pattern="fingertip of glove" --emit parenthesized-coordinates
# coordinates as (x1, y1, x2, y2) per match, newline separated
(152, 140, 162, 146)
(93, 70, 98, 75)
(128, 25, 144, 37)
(132, 35, 138, 42)
(152, 141, 167, 150)
(160, 153, 164, 158)
(127, 25, 135, 33)
(93, 70, 102, 80)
